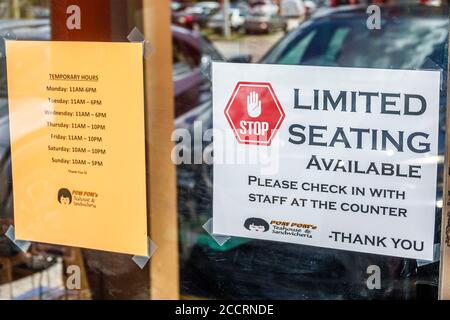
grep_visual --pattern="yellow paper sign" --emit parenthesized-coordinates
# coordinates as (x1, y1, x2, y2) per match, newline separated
(5, 41, 148, 256)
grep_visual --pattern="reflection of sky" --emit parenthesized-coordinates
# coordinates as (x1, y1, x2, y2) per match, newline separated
(339, 20, 447, 70)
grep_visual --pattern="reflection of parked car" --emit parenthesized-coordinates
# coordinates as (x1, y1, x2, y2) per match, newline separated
(172, 26, 222, 116)
(281, 0, 307, 17)
(304, 0, 318, 15)
(328, 0, 360, 6)
(171, 1, 189, 12)
(172, 12, 195, 30)
(244, 12, 288, 34)
(280, 0, 307, 31)
(249, 0, 279, 15)
(173, 2, 221, 30)
(186, 1, 220, 15)
(172, 1, 195, 29)
(207, 8, 247, 33)
(185, 1, 221, 29)
(177, 3, 448, 300)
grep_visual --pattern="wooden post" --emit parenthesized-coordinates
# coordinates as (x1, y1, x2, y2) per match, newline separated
(439, 31, 450, 300)
(142, 0, 179, 300)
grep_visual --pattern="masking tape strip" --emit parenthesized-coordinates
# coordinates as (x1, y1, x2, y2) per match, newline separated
(5, 225, 31, 253)
(127, 27, 154, 59)
(202, 218, 231, 247)
(417, 243, 440, 267)
(132, 237, 157, 269)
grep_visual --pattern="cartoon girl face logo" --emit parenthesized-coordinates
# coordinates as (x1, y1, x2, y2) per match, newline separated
(244, 217, 270, 233)
(58, 188, 72, 205)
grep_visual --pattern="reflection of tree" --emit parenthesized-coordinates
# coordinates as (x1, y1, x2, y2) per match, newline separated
(2, 0, 50, 19)
(9, 0, 22, 19)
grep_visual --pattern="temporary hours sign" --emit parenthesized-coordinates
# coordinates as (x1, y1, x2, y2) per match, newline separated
(212, 62, 441, 260)
(6, 41, 148, 256)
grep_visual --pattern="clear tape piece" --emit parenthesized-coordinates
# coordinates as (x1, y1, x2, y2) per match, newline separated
(5, 225, 31, 253)
(0, 32, 17, 60)
(202, 218, 231, 247)
(132, 237, 157, 269)
(127, 27, 154, 59)
(417, 243, 440, 267)
(0, 31, 17, 41)
(126, 27, 145, 42)
(200, 57, 213, 81)
(200, 58, 225, 82)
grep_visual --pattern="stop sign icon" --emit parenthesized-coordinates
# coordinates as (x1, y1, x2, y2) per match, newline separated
(224, 82, 285, 146)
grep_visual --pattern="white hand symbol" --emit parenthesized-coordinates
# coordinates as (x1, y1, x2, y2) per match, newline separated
(247, 91, 262, 118)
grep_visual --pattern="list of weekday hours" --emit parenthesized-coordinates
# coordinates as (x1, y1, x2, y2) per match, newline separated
(6, 41, 149, 256)
(46, 73, 106, 170)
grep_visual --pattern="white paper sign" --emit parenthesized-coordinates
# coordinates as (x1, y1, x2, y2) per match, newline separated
(212, 62, 441, 260)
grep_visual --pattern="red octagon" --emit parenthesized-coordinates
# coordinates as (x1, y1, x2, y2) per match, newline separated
(224, 81, 285, 146)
